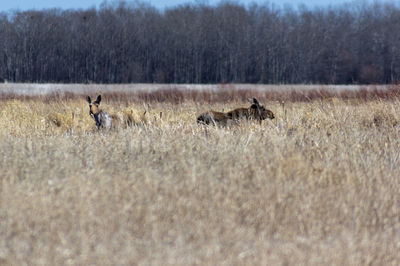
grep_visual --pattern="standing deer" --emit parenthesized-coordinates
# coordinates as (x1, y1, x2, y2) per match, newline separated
(197, 98, 274, 126)
(87, 95, 120, 129)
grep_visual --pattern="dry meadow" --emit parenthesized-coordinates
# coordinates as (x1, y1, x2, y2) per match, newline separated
(1, 85, 400, 265)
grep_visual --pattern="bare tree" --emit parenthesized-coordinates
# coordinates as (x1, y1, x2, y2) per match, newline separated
(1, 1, 400, 84)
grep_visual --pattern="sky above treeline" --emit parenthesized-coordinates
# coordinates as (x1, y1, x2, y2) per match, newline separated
(0, 0, 398, 12)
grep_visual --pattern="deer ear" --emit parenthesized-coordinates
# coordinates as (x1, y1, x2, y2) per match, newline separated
(95, 95, 102, 104)
(252, 98, 260, 106)
(87, 96, 91, 103)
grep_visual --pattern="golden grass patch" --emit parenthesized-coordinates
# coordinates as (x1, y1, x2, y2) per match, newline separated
(0, 97, 400, 265)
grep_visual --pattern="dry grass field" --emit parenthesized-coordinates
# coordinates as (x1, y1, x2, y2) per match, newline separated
(1, 85, 400, 265)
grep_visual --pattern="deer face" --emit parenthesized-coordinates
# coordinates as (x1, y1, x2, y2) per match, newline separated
(250, 98, 275, 120)
(87, 95, 101, 115)
(87, 95, 104, 128)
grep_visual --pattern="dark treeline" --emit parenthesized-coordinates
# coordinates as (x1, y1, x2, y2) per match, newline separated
(1, 1, 400, 84)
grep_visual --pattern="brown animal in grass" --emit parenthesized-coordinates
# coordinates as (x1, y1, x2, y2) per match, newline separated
(197, 98, 275, 126)
(87, 95, 121, 129)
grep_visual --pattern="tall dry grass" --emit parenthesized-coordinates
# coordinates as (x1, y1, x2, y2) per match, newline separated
(0, 91, 400, 265)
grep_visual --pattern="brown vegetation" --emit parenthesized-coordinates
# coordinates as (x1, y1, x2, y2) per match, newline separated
(2, 85, 400, 103)
(0, 87, 400, 265)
